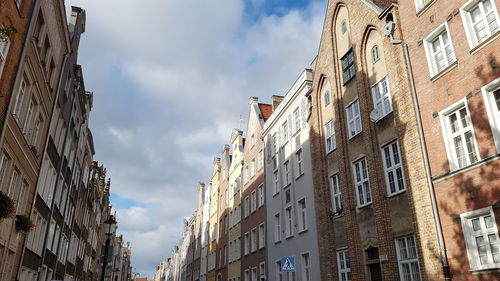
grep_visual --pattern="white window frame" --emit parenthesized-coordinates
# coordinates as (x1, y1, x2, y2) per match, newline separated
(282, 121, 289, 145)
(346, 99, 362, 138)
(481, 78, 500, 153)
(353, 157, 372, 207)
(283, 160, 291, 187)
(301, 252, 311, 281)
(274, 213, 281, 243)
(259, 223, 266, 249)
(295, 149, 304, 177)
(413, 0, 434, 12)
(244, 196, 250, 218)
(337, 249, 351, 281)
(276, 260, 283, 281)
(460, 0, 500, 49)
(285, 206, 293, 238)
(259, 262, 266, 281)
(439, 98, 481, 171)
(329, 173, 342, 213)
(244, 232, 250, 255)
(371, 76, 393, 118)
(324, 90, 331, 106)
(251, 227, 257, 252)
(395, 235, 422, 281)
(423, 22, 457, 77)
(251, 158, 256, 178)
(251, 190, 257, 213)
(324, 119, 336, 153)
(258, 184, 264, 207)
(258, 149, 264, 170)
(381, 140, 406, 196)
(460, 206, 500, 270)
(273, 169, 280, 195)
(0, 37, 11, 78)
(298, 198, 308, 233)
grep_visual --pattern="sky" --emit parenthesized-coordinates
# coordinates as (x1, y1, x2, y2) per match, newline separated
(65, 0, 326, 278)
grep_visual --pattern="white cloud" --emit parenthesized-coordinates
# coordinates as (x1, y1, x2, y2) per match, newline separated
(66, 0, 326, 278)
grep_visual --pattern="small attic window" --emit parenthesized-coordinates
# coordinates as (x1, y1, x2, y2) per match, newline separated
(372, 45, 380, 64)
(341, 21, 348, 34)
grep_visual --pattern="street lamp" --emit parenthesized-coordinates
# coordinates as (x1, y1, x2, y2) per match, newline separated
(101, 215, 117, 281)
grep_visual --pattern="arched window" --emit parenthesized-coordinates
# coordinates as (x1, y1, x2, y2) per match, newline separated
(372, 45, 380, 63)
(341, 21, 348, 34)
(324, 91, 330, 106)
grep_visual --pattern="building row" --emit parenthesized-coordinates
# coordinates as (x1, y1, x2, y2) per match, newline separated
(0, 1, 132, 281)
(155, 0, 499, 281)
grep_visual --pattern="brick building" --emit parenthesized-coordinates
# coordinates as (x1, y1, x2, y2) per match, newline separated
(240, 98, 270, 281)
(398, 0, 500, 280)
(216, 145, 231, 281)
(0, 1, 71, 280)
(308, 1, 446, 280)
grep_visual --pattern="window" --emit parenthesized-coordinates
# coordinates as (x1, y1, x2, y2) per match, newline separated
(282, 121, 289, 144)
(245, 166, 249, 183)
(244, 196, 250, 218)
(259, 262, 266, 281)
(258, 184, 264, 207)
(341, 21, 348, 33)
(273, 170, 280, 195)
(482, 79, 500, 152)
(245, 270, 250, 281)
(371, 76, 392, 118)
(324, 120, 336, 153)
(293, 107, 301, 133)
(382, 141, 406, 196)
(295, 149, 304, 176)
(252, 267, 258, 281)
(251, 190, 257, 213)
(259, 223, 266, 249)
(329, 174, 342, 213)
(341, 49, 355, 84)
(251, 134, 255, 147)
(251, 159, 256, 178)
(371, 45, 380, 63)
(0, 37, 10, 77)
(276, 261, 283, 281)
(423, 22, 456, 77)
(244, 232, 250, 255)
(337, 250, 352, 281)
(353, 158, 372, 207)
(251, 228, 257, 252)
(0, 152, 11, 187)
(258, 149, 264, 170)
(346, 100, 362, 138)
(283, 161, 291, 186)
(298, 199, 307, 232)
(324, 91, 331, 106)
(274, 213, 281, 242)
(285, 207, 293, 238)
(460, 206, 500, 270)
(460, 0, 500, 49)
(12, 74, 28, 119)
(301, 253, 311, 281)
(440, 101, 479, 170)
(414, 0, 433, 12)
(395, 236, 422, 281)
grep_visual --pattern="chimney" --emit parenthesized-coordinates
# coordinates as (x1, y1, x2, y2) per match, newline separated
(271, 95, 285, 111)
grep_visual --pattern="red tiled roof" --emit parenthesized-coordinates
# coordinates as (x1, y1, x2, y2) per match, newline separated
(258, 103, 272, 121)
(135, 278, 148, 281)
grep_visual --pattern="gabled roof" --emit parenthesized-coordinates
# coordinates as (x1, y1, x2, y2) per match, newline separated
(258, 103, 273, 121)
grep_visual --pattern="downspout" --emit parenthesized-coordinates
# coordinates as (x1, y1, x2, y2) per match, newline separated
(386, 27, 451, 279)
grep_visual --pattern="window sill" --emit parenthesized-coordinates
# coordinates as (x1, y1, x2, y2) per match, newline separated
(298, 228, 308, 235)
(415, 0, 437, 17)
(469, 30, 500, 55)
(432, 153, 498, 183)
(387, 189, 406, 198)
(348, 131, 362, 140)
(469, 266, 500, 274)
(430, 61, 458, 82)
(274, 240, 281, 245)
(357, 202, 372, 209)
(374, 111, 393, 123)
(285, 235, 294, 240)
(272, 191, 280, 198)
(295, 173, 304, 181)
(325, 147, 336, 156)
(342, 76, 355, 86)
(331, 213, 344, 220)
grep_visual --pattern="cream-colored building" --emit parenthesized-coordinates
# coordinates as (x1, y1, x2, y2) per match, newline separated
(227, 129, 243, 281)
(207, 158, 220, 281)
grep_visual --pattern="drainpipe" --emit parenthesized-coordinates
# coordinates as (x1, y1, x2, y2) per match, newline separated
(386, 25, 451, 279)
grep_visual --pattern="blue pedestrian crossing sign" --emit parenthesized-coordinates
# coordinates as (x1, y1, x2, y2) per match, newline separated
(281, 257, 296, 272)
